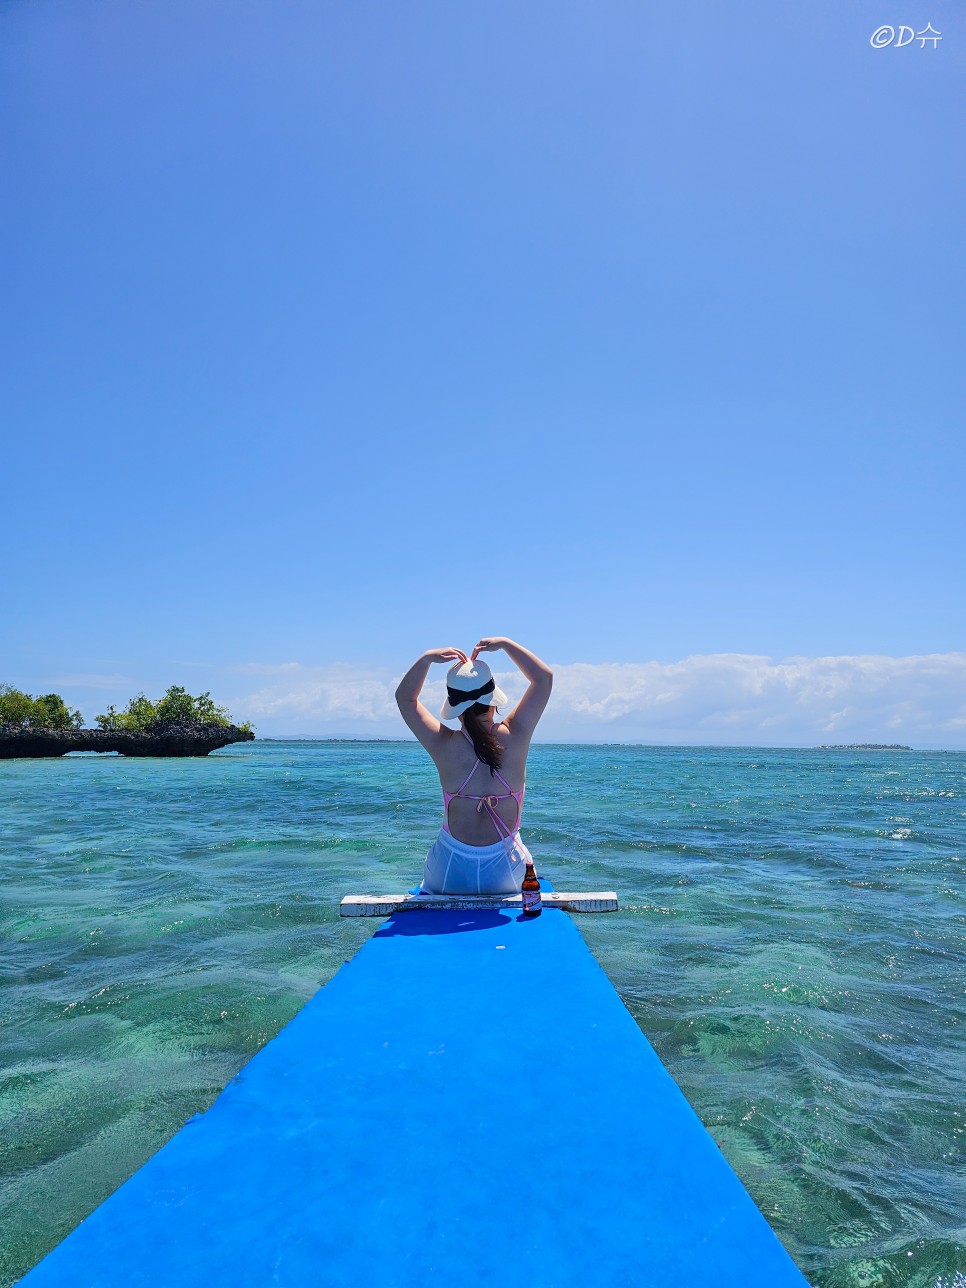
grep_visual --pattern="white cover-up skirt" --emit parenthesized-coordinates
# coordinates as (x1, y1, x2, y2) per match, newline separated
(420, 827, 531, 896)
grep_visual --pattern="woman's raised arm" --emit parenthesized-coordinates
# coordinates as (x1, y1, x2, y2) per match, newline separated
(395, 647, 467, 750)
(470, 637, 552, 734)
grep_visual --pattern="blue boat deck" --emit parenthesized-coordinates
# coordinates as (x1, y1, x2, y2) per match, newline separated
(22, 903, 808, 1286)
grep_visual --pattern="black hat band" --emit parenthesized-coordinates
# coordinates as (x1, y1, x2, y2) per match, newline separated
(447, 677, 495, 707)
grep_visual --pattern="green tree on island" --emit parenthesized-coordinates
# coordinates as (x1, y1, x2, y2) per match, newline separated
(0, 685, 84, 731)
(1, 683, 252, 735)
(96, 686, 252, 733)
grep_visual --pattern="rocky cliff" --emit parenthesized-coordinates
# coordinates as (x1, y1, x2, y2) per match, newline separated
(0, 723, 255, 759)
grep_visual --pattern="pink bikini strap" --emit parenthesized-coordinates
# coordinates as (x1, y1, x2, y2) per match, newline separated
(460, 728, 514, 793)
(492, 765, 514, 793)
(454, 739, 482, 795)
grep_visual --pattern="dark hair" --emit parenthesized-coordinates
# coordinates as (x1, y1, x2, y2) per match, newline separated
(462, 703, 503, 775)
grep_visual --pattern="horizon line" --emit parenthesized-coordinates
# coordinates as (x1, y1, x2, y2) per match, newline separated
(246, 737, 959, 752)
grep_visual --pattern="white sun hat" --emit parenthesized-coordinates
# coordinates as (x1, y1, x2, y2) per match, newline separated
(439, 659, 508, 721)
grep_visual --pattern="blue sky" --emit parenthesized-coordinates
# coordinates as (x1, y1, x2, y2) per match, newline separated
(2, 0, 964, 743)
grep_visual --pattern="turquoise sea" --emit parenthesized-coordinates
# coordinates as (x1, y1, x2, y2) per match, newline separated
(1, 741, 964, 1287)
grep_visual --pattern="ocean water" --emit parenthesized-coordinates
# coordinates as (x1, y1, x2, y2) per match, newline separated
(1, 741, 964, 1288)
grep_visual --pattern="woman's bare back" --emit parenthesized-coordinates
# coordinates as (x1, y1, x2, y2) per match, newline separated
(434, 722, 528, 845)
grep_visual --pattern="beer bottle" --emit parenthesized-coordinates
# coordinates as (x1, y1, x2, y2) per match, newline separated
(521, 858, 542, 917)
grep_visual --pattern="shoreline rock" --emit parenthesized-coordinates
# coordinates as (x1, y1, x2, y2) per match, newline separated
(0, 724, 255, 759)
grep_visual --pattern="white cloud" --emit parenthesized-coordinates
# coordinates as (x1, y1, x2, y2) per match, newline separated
(239, 663, 400, 725)
(228, 653, 966, 747)
(544, 653, 966, 744)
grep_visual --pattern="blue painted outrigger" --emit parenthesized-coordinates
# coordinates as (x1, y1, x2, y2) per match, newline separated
(21, 898, 809, 1286)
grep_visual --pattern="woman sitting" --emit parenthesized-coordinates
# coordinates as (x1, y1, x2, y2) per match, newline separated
(394, 637, 553, 895)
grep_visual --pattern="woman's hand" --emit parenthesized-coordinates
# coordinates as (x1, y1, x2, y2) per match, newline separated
(396, 648, 466, 714)
(478, 639, 552, 735)
(423, 647, 468, 665)
(470, 637, 505, 660)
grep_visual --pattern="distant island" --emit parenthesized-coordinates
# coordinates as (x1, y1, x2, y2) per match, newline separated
(815, 744, 912, 751)
(0, 684, 254, 759)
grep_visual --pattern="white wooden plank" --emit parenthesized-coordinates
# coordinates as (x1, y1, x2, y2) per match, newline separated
(340, 892, 618, 916)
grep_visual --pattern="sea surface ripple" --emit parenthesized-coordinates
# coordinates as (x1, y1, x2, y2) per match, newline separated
(1, 742, 964, 1287)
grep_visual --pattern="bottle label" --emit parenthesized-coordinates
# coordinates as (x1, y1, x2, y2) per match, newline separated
(521, 887, 542, 914)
